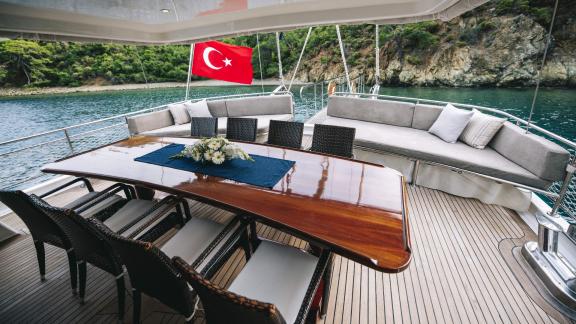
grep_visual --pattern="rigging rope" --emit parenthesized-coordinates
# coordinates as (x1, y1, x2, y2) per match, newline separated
(275, 32, 285, 86)
(288, 27, 313, 92)
(525, 0, 559, 133)
(256, 33, 265, 93)
(335, 25, 352, 92)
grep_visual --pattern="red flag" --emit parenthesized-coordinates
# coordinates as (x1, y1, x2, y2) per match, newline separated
(192, 41, 253, 85)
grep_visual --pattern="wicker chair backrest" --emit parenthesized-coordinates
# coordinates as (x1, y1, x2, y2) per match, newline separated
(310, 124, 356, 158)
(173, 257, 287, 324)
(191, 117, 219, 138)
(226, 118, 258, 142)
(0, 190, 70, 248)
(268, 120, 304, 149)
(27, 194, 123, 274)
(90, 218, 195, 317)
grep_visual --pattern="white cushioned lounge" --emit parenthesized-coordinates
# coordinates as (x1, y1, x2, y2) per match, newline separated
(316, 96, 571, 191)
(127, 95, 293, 138)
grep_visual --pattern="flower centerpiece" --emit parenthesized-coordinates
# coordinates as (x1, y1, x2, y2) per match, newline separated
(171, 137, 254, 165)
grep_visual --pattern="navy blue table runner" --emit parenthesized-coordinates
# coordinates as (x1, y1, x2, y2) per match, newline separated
(134, 143, 295, 189)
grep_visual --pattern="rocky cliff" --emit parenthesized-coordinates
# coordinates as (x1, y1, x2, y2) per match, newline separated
(290, 0, 576, 87)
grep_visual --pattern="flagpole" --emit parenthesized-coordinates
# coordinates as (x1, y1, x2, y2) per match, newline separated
(185, 43, 195, 101)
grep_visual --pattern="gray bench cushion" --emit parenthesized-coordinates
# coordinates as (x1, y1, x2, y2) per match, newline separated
(321, 117, 551, 189)
(327, 96, 415, 127)
(228, 241, 318, 324)
(127, 110, 174, 134)
(489, 122, 570, 182)
(102, 199, 173, 237)
(140, 114, 292, 137)
(226, 95, 293, 117)
(412, 104, 443, 130)
(206, 100, 228, 117)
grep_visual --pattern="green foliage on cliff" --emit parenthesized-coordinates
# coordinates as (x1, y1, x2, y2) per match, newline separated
(0, 0, 567, 88)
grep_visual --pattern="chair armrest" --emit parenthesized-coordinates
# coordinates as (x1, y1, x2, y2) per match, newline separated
(38, 177, 94, 198)
(294, 250, 332, 324)
(73, 183, 135, 213)
(124, 195, 183, 239)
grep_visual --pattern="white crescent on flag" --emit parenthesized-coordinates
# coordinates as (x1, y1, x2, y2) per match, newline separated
(202, 47, 223, 70)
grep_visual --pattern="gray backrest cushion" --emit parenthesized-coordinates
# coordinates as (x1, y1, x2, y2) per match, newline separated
(206, 100, 228, 117)
(489, 122, 570, 182)
(327, 96, 415, 127)
(412, 104, 443, 130)
(127, 109, 173, 134)
(226, 95, 293, 117)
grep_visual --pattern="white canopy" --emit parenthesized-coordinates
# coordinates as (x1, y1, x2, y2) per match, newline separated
(0, 0, 487, 44)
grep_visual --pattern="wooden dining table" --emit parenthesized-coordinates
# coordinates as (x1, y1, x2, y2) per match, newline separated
(42, 136, 411, 273)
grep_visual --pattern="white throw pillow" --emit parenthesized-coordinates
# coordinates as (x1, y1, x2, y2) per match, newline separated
(168, 103, 191, 125)
(428, 104, 474, 143)
(185, 99, 212, 118)
(459, 109, 505, 149)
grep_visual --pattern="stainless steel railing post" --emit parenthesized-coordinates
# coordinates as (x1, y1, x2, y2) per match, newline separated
(63, 129, 74, 153)
(549, 160, 576, 217)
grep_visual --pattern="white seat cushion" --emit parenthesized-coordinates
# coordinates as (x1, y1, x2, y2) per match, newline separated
(103, 199, 174, 237)
(228, 241, 319, 324)
(160, 217, 227, 265)
(64, 191, 124, 218)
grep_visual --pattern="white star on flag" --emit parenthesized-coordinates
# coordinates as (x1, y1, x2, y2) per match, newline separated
(223, 57, 232, 67)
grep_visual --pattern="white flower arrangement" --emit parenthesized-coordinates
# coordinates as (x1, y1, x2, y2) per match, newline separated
(172, 137, 254, 165)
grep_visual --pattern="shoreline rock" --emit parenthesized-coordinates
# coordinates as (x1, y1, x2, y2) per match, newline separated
(0, 79, 292, 98)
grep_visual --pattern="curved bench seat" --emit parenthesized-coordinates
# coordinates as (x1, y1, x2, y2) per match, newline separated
(140, 114, 293, 138)
(318, 96, 570, 192)
(321, 116, 550, 189)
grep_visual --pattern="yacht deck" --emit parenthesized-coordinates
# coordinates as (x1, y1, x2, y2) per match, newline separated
(0, 178, 572, 323)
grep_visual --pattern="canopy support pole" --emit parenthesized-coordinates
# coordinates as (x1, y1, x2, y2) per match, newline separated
(525, 0, 558, 133)
(185, 43, 194, 101)
(336, 25, 352, 92)
(288, 27, 313, 92)
(375, 24, 380, 85)
(275, 32, 285, 87)
(256, 34, 265, 93)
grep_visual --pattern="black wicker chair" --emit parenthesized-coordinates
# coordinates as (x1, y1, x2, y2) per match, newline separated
(267, 120, 304, 149)
(310, 124, 356, 158)
(173, 236, 332, 324)
(226, 117, 258, 142)
(191, 117, 219, 138)
(93, 209, 249, 323)
(0, 178, 129, 293)
(28, 192, 186, 320)
(0, 190, 78, 293)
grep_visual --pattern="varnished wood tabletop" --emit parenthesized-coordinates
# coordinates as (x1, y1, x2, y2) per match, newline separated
(43, 136, 411, 272)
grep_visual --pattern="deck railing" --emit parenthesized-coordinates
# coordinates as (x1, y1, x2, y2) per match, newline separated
(0, 91, 287, 190)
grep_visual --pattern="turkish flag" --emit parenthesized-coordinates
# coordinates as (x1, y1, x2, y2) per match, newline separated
(192, 41, 253, 85)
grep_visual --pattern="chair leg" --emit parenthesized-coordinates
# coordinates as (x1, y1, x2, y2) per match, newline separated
(320, 257, 333, 318)
(133, 288, 142, 324)
(249, 220, 260, 251)
(33, 240, 46, 282)
(116, 273, 125, 321)
(240, 228, 252, 261)
(66, 249, 78, 294)
(78, 261, 87, 304)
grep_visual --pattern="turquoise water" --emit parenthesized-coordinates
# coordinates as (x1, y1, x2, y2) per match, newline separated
(0, 85, 574, 189)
